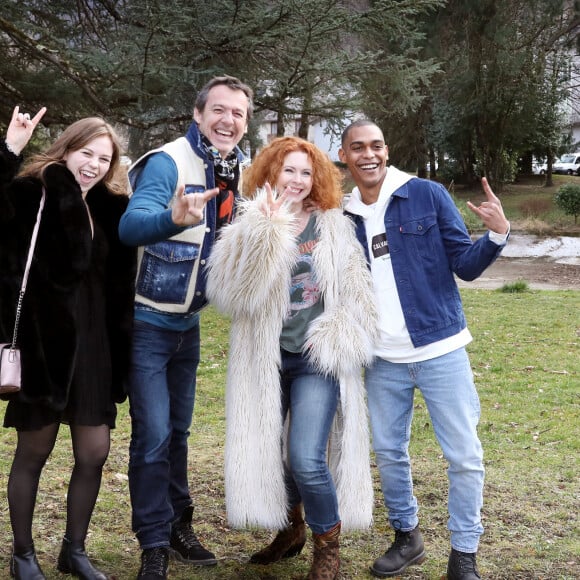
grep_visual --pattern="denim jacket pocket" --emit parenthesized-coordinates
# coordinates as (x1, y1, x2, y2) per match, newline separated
(136, 240, 199, 305)
(399, 216, 438, 260)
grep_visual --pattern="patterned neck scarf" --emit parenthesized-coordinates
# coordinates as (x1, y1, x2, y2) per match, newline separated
(200, 134, 239, 181)
(200, 134, 240, 230)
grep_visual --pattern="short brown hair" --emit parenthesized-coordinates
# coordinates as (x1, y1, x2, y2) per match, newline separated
(243, 137, 343, 210)
(194, 76, 254, 120)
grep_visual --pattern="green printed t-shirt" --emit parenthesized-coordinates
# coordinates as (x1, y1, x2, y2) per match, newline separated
(280, 215, 324, 353)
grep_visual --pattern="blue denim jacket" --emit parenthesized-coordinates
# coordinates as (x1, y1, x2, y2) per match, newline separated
(346, 178, 505, 347)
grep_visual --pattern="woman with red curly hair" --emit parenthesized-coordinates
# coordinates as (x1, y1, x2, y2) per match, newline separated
(242, 136, 344, 210)
(207, 136, 378, 579)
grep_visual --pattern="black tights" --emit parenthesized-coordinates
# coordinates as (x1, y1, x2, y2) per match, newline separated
(8, 422, 110, 551)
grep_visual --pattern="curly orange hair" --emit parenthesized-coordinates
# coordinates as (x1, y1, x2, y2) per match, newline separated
(243, 136, 343, 210)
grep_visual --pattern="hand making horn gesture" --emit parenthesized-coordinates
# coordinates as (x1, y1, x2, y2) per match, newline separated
(6, 105, 47, 156)
(171, 184, 219, 227)
(467, 177, 510, 235)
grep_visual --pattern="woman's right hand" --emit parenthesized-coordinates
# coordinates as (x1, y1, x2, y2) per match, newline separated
(5, 105, 47, 156)
(259, 182, 289, 217)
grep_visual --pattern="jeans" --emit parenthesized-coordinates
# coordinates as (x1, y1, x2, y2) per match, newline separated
(281, 350, 340, 535)
(127, 318, 200, 549)
(366, 348, 484, 553)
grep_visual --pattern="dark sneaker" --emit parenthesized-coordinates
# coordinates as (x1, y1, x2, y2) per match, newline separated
(137, 547, 169, 579)
(170, 506, 217, 566)
(447, 549, 481, 580)
(370, 525, 426, 577)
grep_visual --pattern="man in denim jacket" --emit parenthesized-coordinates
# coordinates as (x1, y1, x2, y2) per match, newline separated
(339, 120, 509, 580)
(119, 76, 253, 580)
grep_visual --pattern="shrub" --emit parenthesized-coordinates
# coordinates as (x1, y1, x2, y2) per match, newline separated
(498, 279, 529, 293)
(554, 183, 580, 224)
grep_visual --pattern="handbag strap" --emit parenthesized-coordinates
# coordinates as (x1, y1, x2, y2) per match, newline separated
(9, 188, 46, 350)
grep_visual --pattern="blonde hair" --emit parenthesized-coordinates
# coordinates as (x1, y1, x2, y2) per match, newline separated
(19, 117, 127, 195)
(243, 137, 343, 210)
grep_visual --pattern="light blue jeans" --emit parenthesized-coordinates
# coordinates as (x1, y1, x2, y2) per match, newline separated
(127, 318, 200, 549)
(281, 349, 341, 535)
(365, 347, 484, 553)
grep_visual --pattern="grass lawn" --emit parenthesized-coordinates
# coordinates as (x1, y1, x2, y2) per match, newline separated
(0, 291, 578, 579)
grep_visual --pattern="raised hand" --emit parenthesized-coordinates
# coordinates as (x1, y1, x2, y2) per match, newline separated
(467, 177, 510, 235)
(6, 105, 47, 156)
(171, 184, 219, 226)
(258, 182, 289, 217)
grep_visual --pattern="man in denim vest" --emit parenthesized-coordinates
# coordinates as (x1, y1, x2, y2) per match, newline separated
(119, 76, 253, 580)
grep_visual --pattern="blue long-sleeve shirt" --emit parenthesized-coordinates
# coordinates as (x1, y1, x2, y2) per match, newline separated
(119, 153, 184, 246)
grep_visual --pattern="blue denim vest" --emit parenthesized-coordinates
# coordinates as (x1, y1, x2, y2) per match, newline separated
(125, 123, 246, 329)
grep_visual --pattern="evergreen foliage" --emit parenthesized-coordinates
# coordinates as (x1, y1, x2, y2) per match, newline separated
(0, 0, 579, 175)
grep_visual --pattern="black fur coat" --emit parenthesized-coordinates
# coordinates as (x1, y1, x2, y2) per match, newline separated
(0, 147, 136, 411)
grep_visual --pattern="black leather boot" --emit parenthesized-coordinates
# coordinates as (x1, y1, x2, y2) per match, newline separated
(447, 548, 481, 580)
(57, 537, 108, 580)
(370, 524, 426, 577)
(170, 506, 217, 565)
(137, 547, 169, 579)
(10, 544, 46, 579)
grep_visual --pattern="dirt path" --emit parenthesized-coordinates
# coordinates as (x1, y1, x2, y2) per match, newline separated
(457, 256, 580, 290)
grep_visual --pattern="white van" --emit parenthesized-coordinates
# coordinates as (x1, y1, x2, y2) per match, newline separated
(553, 153, 580, 175)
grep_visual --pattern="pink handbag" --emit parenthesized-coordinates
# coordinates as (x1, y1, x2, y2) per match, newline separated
(0, 189, 45, 394)
(0, 344, 21, 393)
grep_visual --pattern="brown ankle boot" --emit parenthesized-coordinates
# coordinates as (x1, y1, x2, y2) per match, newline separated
(307, 522, 341, 580)
(250, 504, 307, 564)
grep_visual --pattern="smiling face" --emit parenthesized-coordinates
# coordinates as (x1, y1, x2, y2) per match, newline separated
(275, 150, 313, 208)
(339, 123, 389, 204)
(193, 84, 249, 159)
(64, 135, 113, 194)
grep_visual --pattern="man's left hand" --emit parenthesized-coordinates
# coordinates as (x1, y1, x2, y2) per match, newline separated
(467, 177, 510, 234)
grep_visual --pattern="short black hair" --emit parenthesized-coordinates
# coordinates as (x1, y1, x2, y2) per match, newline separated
(341, 119, 381, 146)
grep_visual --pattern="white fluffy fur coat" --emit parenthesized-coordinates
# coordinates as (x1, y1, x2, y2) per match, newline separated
(206, 190, 378, 531)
